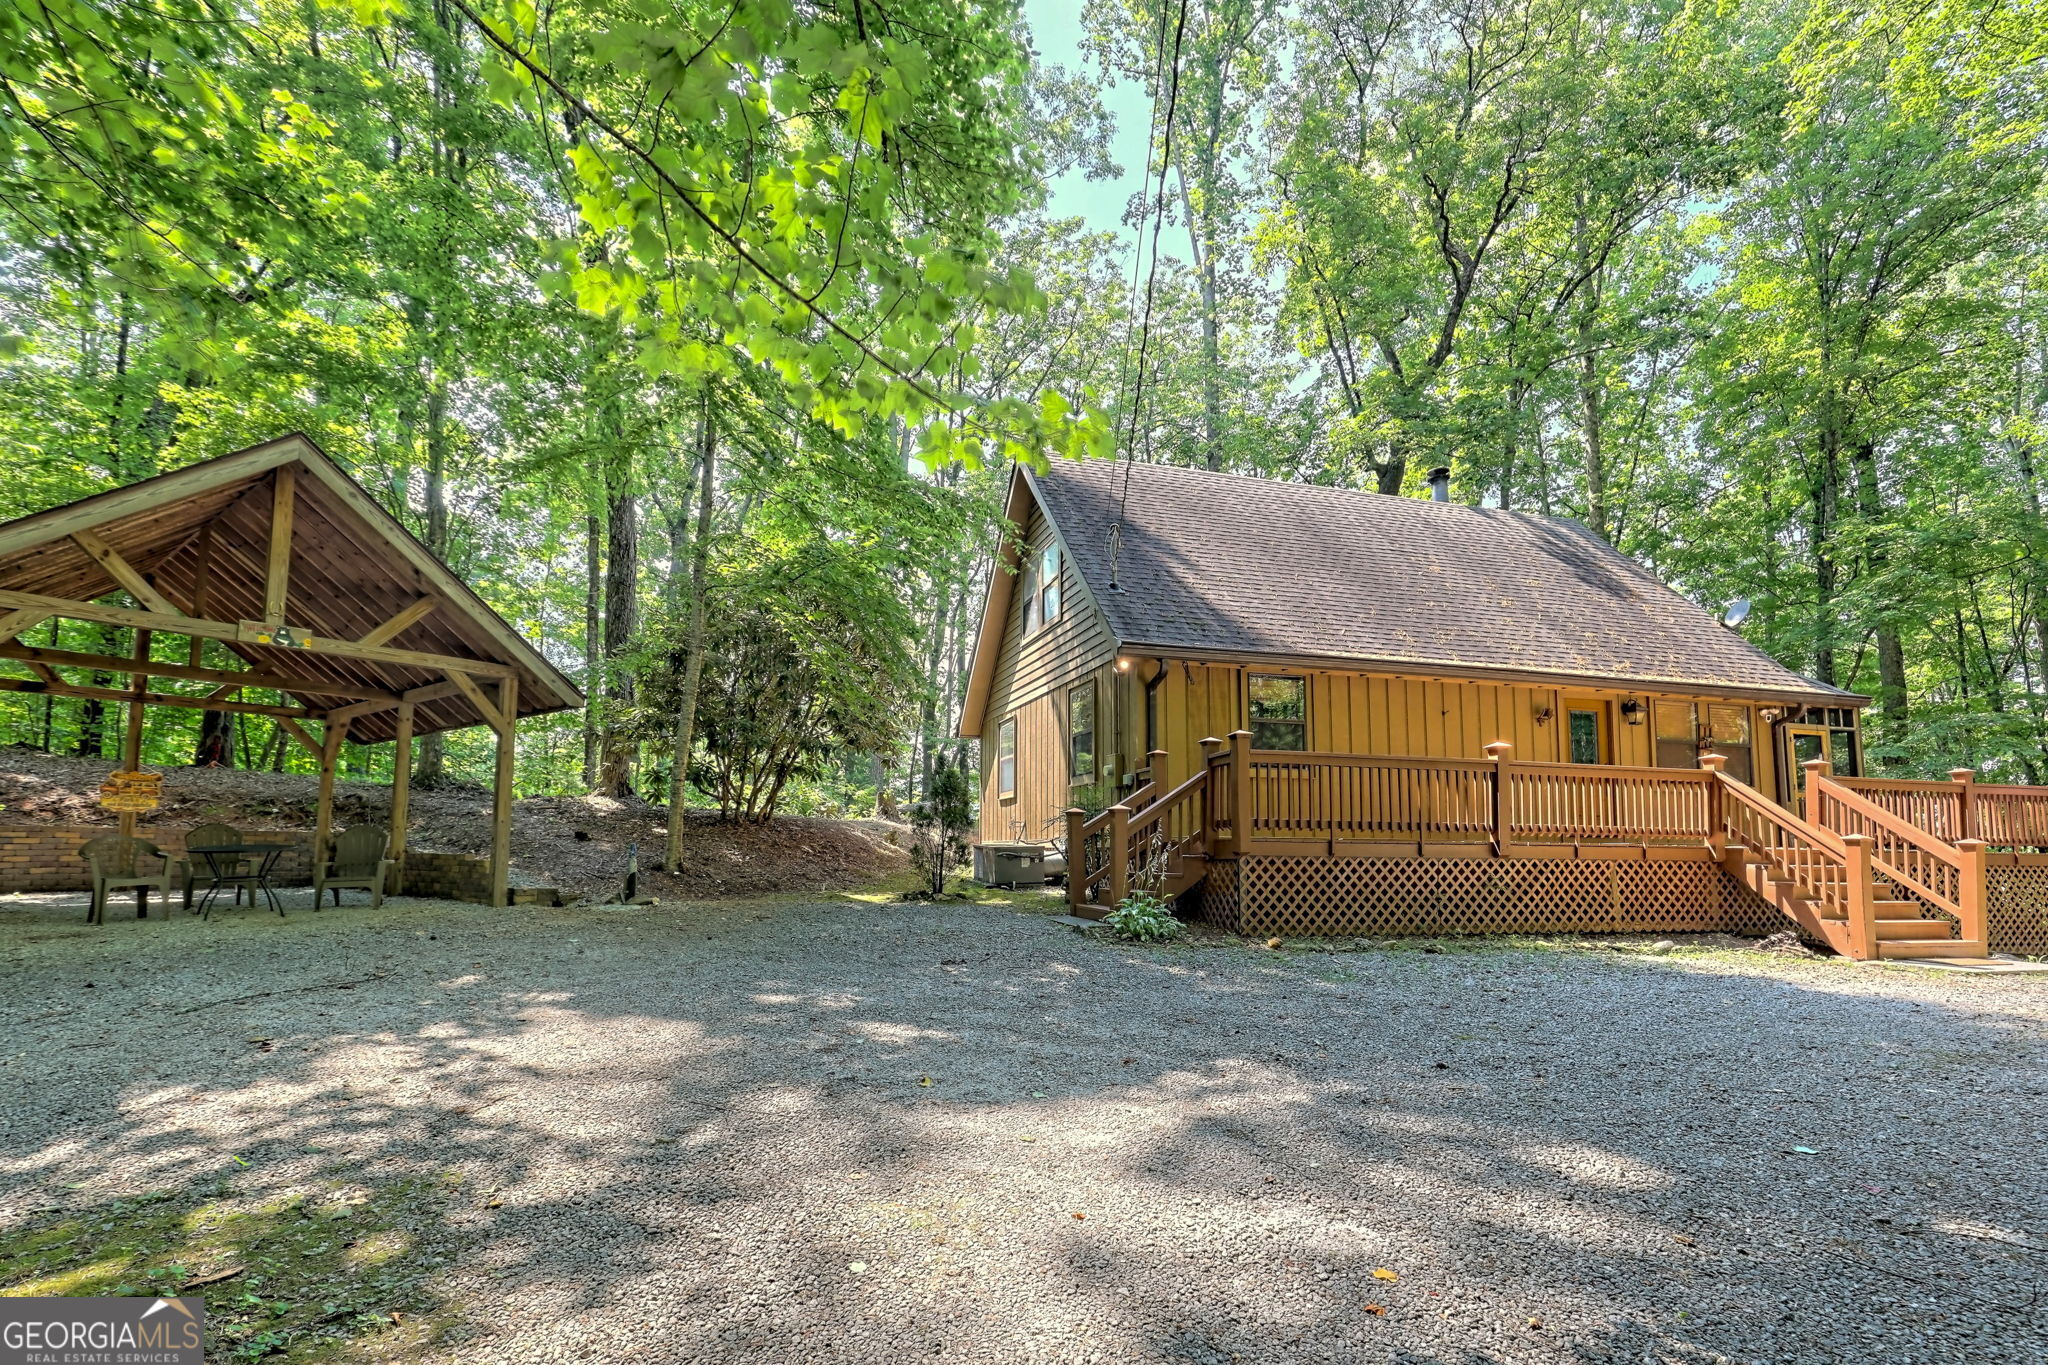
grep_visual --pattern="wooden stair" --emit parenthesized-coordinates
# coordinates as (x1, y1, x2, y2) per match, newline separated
(1723, 848, 1985, 961)
(1076, 851, 1208, 921)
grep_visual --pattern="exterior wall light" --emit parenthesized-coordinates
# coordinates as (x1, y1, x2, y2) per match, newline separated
(1620, 697, 1646, 725)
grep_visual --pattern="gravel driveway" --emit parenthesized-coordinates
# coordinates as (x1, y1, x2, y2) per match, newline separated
(2, 890, 2044, 1364)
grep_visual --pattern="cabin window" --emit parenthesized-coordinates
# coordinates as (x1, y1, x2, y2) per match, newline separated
(1068, 680, 1097, 783)
(1249, 674, 1307, 751)
(1708, 704, 1755, 785)
(1020, 560, 1037, 635)
(1566, 705, 1607, 764)
(1654, 701, 1699, 769)
(1829, 726, 1860, 776)
(997, 717, 1017, 800)
(1813, 706, 1861, 775)
(1036, 545, 1062, 628)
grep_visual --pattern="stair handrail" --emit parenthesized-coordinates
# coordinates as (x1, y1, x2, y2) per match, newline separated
(1809, 771, 1986, 943)
(1704, 759, 1867, 939)
(1066, 753, 1209, 911)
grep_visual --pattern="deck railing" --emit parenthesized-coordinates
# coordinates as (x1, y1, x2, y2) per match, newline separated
(1225, 736, 1712, 852)
(1836, 769, 2048, 851)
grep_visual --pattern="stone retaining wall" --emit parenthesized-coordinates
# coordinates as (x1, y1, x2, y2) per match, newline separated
(0, 824, 315, 891)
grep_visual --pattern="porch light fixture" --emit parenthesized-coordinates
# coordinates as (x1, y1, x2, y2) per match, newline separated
(1759, 708, 1783, 725)
(1620, 697, 1645, 725)
(1532, 702, 1553, 726)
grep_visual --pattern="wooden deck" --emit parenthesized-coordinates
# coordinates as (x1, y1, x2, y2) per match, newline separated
(1065, 734, 2047, 960)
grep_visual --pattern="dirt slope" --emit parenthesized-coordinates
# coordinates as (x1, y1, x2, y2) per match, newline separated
(0, 749, 909, 901)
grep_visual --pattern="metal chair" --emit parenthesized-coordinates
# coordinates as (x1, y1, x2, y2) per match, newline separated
(182, 820, 252, 911)
(313, 825, 391, 909)
(78, 835, 184, 924)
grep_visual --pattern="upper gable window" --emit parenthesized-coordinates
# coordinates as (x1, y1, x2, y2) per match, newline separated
(1025, 544, 1061, 635)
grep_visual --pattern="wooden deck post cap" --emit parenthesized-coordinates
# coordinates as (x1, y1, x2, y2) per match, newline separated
(1698, 753, 1726, 771)
(1482, 741, 1512, 760)
(1801, 758, 1831, 773)
(1956, 837, 1987, 851)
(1948, 768, 1977, 783)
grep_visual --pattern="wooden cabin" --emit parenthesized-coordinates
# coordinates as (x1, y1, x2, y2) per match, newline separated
(958, 459, 2046, 962)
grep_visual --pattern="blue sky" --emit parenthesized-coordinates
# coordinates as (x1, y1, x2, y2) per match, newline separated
(1025, 0, 1150, 244)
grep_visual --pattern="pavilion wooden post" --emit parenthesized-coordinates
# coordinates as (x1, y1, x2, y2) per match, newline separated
(388, 700, 414, 895)
(116, 629, 151, 909)
(1229, 729, 1254, 856)
(313, 714, 350, 897)
(265, 465, 296, 625)
(489, 675, 519, 907)
(1948, 768, 1977, 842)
(1483, 741, 1513, 857)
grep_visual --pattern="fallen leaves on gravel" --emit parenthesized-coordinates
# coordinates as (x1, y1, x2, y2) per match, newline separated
(1372, 1267, 1399, 1282)
(1362, 1305, 1387, 1317)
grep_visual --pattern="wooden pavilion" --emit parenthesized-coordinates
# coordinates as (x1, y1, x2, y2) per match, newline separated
(0, 433, 582, 907)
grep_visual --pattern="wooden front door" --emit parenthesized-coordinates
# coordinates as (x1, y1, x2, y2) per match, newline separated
(1782, 724, 1832, 813)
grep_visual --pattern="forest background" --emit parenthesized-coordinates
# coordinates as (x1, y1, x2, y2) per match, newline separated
(2, 0, 2044, 823)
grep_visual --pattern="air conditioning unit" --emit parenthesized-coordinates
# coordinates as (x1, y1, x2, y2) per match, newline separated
(973, 841, 1050, 888)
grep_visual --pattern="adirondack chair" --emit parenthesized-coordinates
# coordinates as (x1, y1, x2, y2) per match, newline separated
(78, 834, 184, 924)
(182, 820, 252, 910)
(314, 825, 391, 909)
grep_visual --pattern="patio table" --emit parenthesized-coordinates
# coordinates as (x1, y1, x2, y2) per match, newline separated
(187, 842, 293, 919)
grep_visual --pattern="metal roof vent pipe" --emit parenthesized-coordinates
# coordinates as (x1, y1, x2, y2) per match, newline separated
(1426, 466, 1451, 502)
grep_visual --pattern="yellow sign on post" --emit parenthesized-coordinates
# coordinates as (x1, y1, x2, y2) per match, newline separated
(98, 771, 163, 813)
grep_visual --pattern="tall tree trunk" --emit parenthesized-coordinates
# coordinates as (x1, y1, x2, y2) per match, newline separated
(583, 505, 602, 791)
(1578, 287, 1609, 541)
(412, 363, 453, 786)
(597, 440, 640, 798)
(1811, 428, 1843, 688)
(663, 410, 717, 867)
(1176, 157, 1224, 471)
(1849, 439, 1908, 761)
(194, 711, 233, 767)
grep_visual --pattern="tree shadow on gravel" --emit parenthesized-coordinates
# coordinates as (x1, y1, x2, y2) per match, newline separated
(2, 893, 2044, 1363)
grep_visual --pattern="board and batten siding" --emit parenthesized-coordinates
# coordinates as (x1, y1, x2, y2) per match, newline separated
(977, 502, 1119, 843)
(1146, 663, 1784, 806)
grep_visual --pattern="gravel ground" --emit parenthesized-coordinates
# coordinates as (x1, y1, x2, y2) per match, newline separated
(3, 889, 2046, 1364)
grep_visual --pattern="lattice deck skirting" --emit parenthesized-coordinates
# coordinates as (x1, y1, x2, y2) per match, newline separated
(1192, 854, 1785, 940)
(1987, 866, 2048, 956)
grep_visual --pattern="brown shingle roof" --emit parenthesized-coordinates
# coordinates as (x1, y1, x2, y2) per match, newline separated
(1030, 458, 1859, 704)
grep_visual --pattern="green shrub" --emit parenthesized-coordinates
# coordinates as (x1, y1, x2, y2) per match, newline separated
(1105, 889, 1183, 942)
